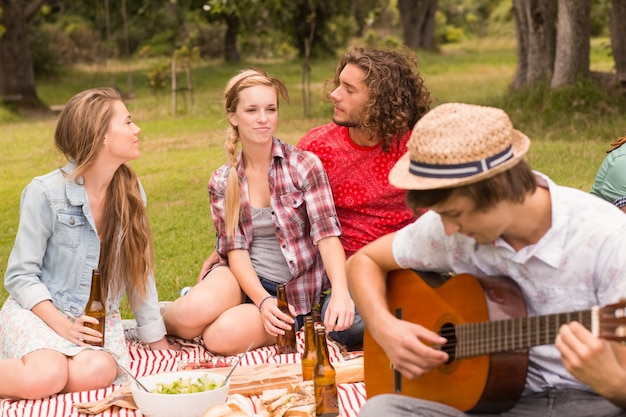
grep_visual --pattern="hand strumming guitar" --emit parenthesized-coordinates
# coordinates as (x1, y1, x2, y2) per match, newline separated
(376, 316, 448, 380)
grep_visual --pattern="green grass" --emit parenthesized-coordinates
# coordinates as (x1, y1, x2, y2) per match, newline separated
(2, 38, 625, 316)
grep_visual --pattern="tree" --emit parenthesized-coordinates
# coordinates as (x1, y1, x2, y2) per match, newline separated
(511, 0, 600, 90)
(0, 0, 47, 110)
(551, 0, 590, 88)
(0, 6, 5, 38)
(223, 12, 240, 62)
(204, 0, 290, 62)
(301, 0, 317, 117)
(397, 0, 438, 49)
(511, 0, 556, 89)
(609, 0, 626, 83)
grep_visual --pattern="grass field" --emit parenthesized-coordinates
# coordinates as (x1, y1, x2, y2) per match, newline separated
(2, 38, 625, 315)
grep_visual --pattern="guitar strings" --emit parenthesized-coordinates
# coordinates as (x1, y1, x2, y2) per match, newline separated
(435, 312, 594, 357)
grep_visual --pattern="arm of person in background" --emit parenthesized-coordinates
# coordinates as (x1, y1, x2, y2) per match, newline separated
(317, 236, 354, 332)
(613, 196, 626, 214)
(592, 151, 626, 204)
(148, 337, 179, 350)
(131, 271, 180, 351)
(556, 321, 626, 408)
(346, 232, 448, 379)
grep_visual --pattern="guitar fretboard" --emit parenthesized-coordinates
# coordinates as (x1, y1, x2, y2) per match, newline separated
(447, 309, 594, 358)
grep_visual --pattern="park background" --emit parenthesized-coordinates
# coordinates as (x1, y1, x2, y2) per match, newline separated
(2, 0, 626, 315)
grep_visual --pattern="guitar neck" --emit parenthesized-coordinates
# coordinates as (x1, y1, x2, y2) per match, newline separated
(453, 308, 596, 358)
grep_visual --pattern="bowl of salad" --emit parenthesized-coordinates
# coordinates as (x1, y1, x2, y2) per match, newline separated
(131, 371, 229, 417)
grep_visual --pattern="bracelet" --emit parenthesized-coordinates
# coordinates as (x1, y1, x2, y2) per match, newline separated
(258, 295, 276, 312)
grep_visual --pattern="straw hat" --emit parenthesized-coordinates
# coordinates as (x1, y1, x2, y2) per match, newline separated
(388, 102, 530, 190)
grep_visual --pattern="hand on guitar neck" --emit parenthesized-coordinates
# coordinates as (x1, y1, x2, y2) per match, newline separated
(556, 320, 626, 409)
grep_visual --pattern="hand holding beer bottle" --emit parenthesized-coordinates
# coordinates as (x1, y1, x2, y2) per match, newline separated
(276, 284, 297, 354)
(84, 268, 106, 347)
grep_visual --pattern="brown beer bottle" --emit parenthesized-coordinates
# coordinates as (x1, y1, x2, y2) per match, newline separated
(301, 316, 316, 380)
(84, 268, 106, 347)
(313, 327, 339, 416)
(276, 284, 298, 354)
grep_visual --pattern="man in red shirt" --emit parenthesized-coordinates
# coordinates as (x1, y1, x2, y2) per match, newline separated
(297, 47, 432, 349)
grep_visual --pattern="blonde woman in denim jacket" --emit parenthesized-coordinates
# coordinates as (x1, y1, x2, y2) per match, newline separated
(0, 88, 176, 400)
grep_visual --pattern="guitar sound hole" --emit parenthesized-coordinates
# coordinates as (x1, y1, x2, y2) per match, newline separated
(439, 322, 456, 364)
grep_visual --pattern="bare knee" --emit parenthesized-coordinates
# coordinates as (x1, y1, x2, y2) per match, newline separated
(164, 295, 214, 339)
(167, 274, 242, 337)
(22, 362, 68, 399)
(203, 308, 270, 356)
(203, 319, 237, 355)
(64, 351, 116, 392)
(175, 294, 209, 325)
(1, 353, 69, 399)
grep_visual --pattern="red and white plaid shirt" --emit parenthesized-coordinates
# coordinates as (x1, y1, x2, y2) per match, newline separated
(209, 138, 342, 314)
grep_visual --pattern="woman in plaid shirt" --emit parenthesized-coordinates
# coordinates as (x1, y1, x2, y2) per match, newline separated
(162, 68, 355, 356)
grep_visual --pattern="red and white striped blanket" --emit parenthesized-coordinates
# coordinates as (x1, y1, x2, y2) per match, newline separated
(0, 332, 366, 417)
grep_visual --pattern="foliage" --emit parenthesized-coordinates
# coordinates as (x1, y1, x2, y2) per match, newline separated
(180, 8, 225, 59)
(591, 0, 610, 37)
(314, 12, 358, 56)
(287, 0, 358, 58)
(0, 6, 4, 38)
(146, 61, 171, 94)
(487, 1, 516, 37)
(352, 0, 388, 35)
(203, 0, 297, 59)
(361, 28, 402, 50)
(492, 77, 626, 141)
(200, 0, 360, 59)
(138, 30, 177, 57)
(434, 0, 609, 44)
(18, 0, 618, 72)
(437, 0, 506, 39)
(0, 106, 20, 124)
(29, 14, 102, 76)
(132, 4, 185, 58)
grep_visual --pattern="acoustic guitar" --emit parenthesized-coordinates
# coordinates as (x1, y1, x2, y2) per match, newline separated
(363, 270, 626, 414)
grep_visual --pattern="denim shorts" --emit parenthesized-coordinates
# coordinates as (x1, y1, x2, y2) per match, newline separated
(245, 276, 306, 330)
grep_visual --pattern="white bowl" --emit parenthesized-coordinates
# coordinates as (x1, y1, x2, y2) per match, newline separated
(131, 371, 229, 417)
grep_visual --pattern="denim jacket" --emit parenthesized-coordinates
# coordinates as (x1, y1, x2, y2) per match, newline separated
(4, 162, 166, 343)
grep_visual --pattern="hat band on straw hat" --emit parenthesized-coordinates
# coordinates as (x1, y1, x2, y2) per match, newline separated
(409, 144, 514, 179)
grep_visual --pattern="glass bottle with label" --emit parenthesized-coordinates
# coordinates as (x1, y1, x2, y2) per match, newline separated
(314, 326, 339, 416)
(301, 315, 316, 380)
(84, 268, 106, 347)
(276, 284, 298, 354)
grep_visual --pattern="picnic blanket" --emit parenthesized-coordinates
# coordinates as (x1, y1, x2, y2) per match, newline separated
(0, 330, 367, 417)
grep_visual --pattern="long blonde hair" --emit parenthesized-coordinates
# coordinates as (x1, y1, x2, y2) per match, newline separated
(55, 87, 153, 305)
(222, 68, 289, 238)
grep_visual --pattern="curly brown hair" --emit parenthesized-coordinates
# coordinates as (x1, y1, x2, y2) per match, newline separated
(328, 47, 431, 152)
